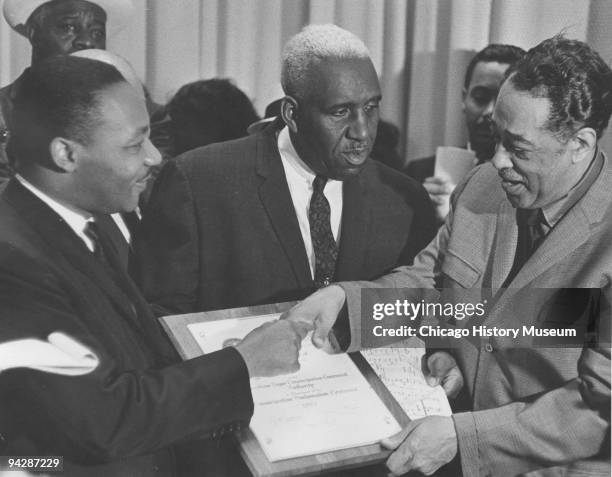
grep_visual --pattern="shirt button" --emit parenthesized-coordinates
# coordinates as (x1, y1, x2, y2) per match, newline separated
(484, 343, 493, 353)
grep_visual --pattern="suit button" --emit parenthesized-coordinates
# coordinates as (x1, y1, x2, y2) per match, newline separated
(484, 343, 493, 353)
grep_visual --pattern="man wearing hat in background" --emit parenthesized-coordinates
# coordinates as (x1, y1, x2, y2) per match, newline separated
(0, 0, 134, 183)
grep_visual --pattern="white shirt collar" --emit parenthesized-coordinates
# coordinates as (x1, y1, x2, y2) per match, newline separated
(278, 127, 316, 181)
(15, 174, 95, 252)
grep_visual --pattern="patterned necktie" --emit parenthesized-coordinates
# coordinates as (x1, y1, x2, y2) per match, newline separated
(309, 175, 338, 288)
(503, 208, 545, 287)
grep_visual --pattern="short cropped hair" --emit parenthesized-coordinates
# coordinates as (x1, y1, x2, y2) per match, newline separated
(463, 44, 525, 89)
(10, 55, 125, 168)
(508, 35, 612, 139)
(281, 24, 370, 100)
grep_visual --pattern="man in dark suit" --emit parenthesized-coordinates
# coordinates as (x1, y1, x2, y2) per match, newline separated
(134, 24, 436, 315)
(0, 55, 307, 476)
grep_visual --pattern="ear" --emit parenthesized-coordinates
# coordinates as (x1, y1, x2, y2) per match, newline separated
(49, 137, 80, 172)
(24, 22, 37, 44)
(570, 127, 597, 164)
(461, 87, 468, 112)
(280, 96, 299, 134)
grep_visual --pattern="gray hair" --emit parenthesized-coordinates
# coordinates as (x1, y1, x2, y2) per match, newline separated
(281, 24, 371, 100)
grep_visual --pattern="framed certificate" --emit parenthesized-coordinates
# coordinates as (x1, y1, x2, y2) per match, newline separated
(159, 301, 410, 477)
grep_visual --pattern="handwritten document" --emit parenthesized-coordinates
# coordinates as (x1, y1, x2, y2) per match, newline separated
(188, 314, 401, 462)
(362, 345, 452, 419)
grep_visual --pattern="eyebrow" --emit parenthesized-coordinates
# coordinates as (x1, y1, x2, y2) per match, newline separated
(503, 130, 533, 147)
(128, 125, 150, 142)
(55, 12, 105, 22)
(328, 94, 382, 109)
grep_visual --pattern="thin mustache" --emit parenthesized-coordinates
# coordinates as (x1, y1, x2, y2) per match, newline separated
(498, 169, 522, 182)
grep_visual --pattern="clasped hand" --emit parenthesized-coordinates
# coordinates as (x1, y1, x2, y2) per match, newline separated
(280, 284, 347, 352)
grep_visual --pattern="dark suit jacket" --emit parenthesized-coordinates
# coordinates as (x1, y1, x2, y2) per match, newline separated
(134, 123, 436, 314)
(404, 155, 434, 183)
(0, 180, 254, 476)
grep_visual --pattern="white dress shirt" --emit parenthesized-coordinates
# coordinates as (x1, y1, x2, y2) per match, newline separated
(16, 174, 96, 252)
(277, 127, 343, 279)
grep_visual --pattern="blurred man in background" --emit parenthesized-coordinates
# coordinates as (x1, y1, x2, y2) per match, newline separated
(407, 44, 525, 220)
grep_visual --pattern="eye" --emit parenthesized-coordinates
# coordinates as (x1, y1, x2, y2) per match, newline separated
(127, 141, 144, 152)
(58, 22, 77, 34)
(470, 91, 493, 106)
(505, 144, 528, 160)
(364, 101, 380, 114)
(90, 27, 105, 41)
(330, 107, 349, 118)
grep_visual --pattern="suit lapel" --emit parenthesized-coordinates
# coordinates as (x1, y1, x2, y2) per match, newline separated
(490, 199, 518, 290)
(4, 181, 144, 327)
(334, 174, 368, 281)
(510, 198, 590, 290)
(255, 126, 313, 288)
(494, 151, 610, 293)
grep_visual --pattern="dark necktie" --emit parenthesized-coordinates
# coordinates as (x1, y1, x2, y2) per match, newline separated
(503, 208, 545, 287)
(309, 175, 338, 288)
(84, 220, 111, 267)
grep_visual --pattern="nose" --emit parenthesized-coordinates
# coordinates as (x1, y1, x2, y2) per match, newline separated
(143, 139, 162, 167)
(478, 100, 495, 124)
(491, 143, 513, 171)
(73, 31, 96, 50)
(347, 110, 369, 142)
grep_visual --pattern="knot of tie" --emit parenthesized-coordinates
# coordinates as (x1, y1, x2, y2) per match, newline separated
(312, 175, 327, 194)
(517, 208, 544, 229)
(84, 220, 103, 258)
(309, 175, 338, 288)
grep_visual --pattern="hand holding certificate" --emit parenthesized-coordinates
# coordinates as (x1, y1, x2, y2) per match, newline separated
(159, 302, 412, 476)
(187, 313, 402, 462)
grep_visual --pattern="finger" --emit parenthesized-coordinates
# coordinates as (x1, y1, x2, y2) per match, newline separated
(441, 367, 464, 398)
(292, 321, 312, 340)
(423, 183, 447, 195)
(426, 375, 440, 387)
(429, 194, 448, 205)
(312, 315, 333, 348)
(283, 311, 311, 325)
(385, 444, 414, 476)
(423, 176, 445, 185)
(380, 423, 412, 450)
(313, 332, 337, 353)
(427, 352, 454, 377)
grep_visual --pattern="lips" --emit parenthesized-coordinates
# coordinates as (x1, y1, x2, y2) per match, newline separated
(341, 145, 370, 165)
(498, 170, 526, 195)
(135, 172, 152, 186)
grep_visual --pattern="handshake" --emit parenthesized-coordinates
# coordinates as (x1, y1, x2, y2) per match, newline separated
(233, 285, 349, 378)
